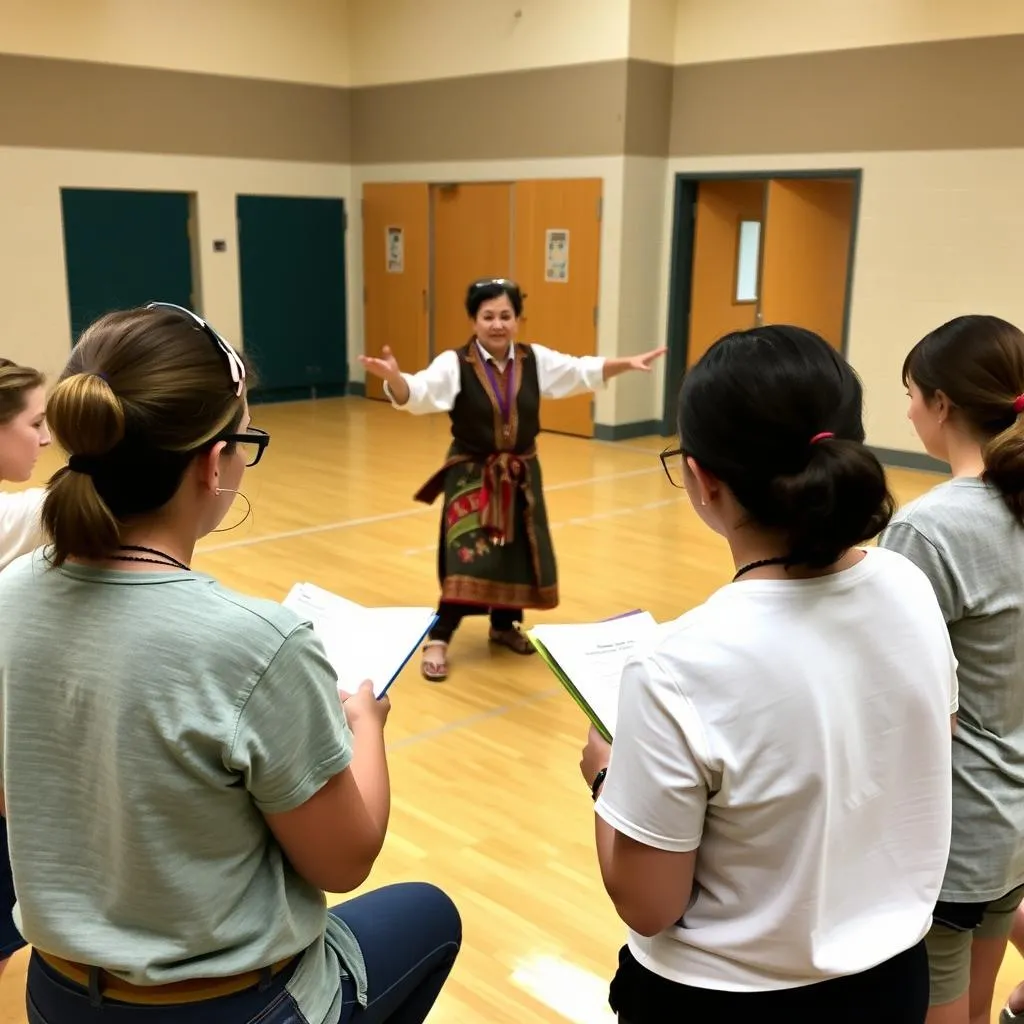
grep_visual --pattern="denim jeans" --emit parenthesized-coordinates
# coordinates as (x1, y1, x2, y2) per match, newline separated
(26, 882, 461, 1024)
(0, 817, 26, 958)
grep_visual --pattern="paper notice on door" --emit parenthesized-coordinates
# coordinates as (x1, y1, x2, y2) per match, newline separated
(545, 228, 569, 282)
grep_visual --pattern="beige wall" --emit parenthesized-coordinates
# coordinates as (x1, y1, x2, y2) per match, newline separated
(674, 0, 1024, 64)
(0, 0, 351, 85)
(628, 0, 677, 63)
(0, 145, 349, 382)
(348, 0, 632, 85)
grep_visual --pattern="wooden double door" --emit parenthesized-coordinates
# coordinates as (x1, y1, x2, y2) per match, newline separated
(685, 176, 857, 370)
(362, 179, 602, 437)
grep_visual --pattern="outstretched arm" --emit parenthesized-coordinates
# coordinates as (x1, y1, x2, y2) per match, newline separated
(601, 348, 667, 381)
(357, 346, 461, 415)
(532, 343, 667, 400)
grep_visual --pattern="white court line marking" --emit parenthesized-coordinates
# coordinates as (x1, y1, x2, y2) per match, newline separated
(199, 465, 661, 554)
(386, 686, 561, 752)
(400, 496, 682, 555)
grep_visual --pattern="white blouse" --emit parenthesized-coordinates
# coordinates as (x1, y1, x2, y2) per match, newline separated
(0, 488, 44, 572)
(384, 341, 606, 415)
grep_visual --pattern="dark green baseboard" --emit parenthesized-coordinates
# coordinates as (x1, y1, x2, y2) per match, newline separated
(869, 446, 948, 474)
(347, 380, 366, 397)
(249, 382, 348, 406)
(593, 420, 664, 442)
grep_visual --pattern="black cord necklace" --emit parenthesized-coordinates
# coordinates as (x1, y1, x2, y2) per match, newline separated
(732, 555, 790, 582)
(110, 545, 191, 571)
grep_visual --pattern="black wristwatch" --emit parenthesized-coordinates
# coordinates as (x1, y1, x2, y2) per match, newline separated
(590, 767, 608, 801)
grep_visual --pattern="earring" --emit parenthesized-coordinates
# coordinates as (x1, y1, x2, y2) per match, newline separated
(212, 488, 253, 533)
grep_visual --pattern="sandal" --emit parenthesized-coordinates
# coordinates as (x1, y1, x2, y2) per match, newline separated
(421, 640, 449, 682)
(489, 625, 535, 655)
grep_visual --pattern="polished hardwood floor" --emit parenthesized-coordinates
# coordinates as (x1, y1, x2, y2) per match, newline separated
(0, 396, 1017, 1023)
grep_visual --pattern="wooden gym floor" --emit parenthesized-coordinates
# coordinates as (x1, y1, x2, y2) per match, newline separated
(0, 396, 1018, 1023)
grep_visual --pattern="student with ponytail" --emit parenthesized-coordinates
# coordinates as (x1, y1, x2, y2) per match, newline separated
(0, 305, 460, 1024)
(879, 314, 1024, 1024)
(583, 326, 956, 1023)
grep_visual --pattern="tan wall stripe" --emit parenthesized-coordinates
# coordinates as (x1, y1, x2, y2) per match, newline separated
(670, 34, 1024, 156)
(0, 54, 351, 162)
(5, 34, 1024, 165)
(350, 61, 631, 164)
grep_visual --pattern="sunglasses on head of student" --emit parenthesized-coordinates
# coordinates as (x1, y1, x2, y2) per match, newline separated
(146, 301, 246, 397)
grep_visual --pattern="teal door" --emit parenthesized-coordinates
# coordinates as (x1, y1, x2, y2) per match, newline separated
(60, 188, 193, 343)
(236, 195, 348, 402)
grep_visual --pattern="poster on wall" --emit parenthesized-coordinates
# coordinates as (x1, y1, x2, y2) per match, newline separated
(545, 229, 569, 282)
(386, 226, 404, 273)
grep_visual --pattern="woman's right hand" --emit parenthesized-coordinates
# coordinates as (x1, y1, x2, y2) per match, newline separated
(358, 345, 401, 384)
(340, 679, 391, 731)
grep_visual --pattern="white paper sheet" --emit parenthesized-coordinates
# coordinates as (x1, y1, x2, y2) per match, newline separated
(283, 582, 437, 698)
(528, 611, 658, 736)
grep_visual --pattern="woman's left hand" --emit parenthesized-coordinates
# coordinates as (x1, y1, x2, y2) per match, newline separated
(626, 347, 668, 372)
(580, 724, 612, 790)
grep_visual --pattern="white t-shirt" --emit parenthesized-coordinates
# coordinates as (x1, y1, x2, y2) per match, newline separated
(0, 488, 44, 572)
(596, 546, 957, 992)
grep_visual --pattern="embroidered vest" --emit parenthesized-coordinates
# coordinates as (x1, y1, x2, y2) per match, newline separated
(449, 341, 541, 456)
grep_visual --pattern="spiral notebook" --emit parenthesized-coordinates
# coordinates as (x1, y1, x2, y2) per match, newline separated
(283, 582, 437, 699)
(526, 610, 658, 741)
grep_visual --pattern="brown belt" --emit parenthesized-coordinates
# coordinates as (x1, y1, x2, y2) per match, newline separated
(37, 949, 298, 1005)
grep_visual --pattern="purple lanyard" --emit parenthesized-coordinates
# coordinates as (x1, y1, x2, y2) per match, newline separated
(482, 354, 515, 424)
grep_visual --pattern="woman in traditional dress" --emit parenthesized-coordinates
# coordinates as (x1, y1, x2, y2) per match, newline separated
(359, 277, 665, 682)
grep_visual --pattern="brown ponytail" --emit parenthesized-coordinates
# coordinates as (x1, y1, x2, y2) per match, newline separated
(42, 307, 247, 567)
(903, 315, 1024, 524)
(42, 373, 126, 565)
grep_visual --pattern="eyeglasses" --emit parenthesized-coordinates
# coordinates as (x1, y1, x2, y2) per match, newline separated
(146, 301, 246, 397)
(660, 444, 686, 488)
(218, 426, 270, 467)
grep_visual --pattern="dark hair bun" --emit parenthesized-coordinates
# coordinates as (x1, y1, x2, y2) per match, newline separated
(678, 325, 895, 568)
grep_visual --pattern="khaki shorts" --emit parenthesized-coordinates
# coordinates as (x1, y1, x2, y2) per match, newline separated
(926, 883, 1024, 1006)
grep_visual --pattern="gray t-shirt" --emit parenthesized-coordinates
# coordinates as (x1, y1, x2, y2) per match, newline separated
(879, 477, 1024, 902)
(0, 551, 367, 1023)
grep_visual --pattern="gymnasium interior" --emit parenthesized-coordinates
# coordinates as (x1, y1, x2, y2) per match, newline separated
(2, 1, 1023, 1021)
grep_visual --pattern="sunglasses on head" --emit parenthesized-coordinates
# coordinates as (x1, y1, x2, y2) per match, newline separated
(470, 277, 520, 292)
(146, 301, 246, 397)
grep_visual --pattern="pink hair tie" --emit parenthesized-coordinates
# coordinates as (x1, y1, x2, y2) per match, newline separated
(810, 432, 835, 445)
(1013, 395, 1024, 414)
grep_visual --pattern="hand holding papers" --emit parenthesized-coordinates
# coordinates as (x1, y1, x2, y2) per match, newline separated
(526, 611, 658, 741)
(283, 582, 438, 699)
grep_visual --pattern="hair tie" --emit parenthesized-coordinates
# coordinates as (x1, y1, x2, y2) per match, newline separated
(809, 432, 835, 445)
(68, 454, 101, 477)
(1013, 395, 1024, 415)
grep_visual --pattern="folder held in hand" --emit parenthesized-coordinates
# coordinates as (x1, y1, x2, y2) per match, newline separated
(283, 582, 437, 699)
(526, 610, 658, 741)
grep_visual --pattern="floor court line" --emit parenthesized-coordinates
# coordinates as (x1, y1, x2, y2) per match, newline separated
(400, 496, 684, 556)
(200, 464, 662, 555)
(386, 686, 562, 752)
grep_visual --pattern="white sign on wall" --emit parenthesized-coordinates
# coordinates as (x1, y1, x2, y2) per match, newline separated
(545, 228, 569, 282)
(386, 226, 404, 273)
